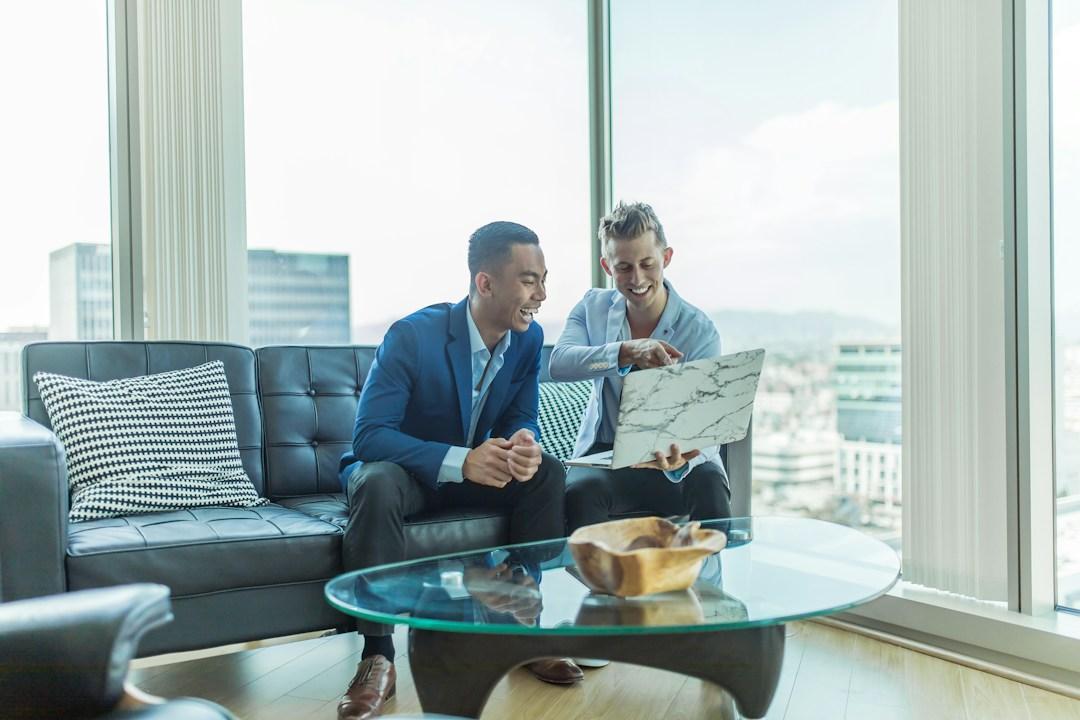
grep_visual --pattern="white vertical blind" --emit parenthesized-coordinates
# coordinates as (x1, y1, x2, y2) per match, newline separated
(900, 0, 1008, 601)
(137, 0, 247, 343)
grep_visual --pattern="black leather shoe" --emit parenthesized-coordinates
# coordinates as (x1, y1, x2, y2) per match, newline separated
(337, 655, 396, 720)
(526, 657, 584, 685)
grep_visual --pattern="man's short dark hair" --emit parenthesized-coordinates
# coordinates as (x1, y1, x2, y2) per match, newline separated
(468, 221, 539, 292)
(598, 201, 667, 253)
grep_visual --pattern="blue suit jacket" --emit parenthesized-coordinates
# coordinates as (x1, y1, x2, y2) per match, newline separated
(338, 298, 544, 490)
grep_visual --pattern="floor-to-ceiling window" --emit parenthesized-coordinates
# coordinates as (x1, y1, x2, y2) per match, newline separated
(241, 0, 591, 347)
(0, 1, 113, 410)
(610, 0, 901, 548)
(1053, 0, 1080, 611)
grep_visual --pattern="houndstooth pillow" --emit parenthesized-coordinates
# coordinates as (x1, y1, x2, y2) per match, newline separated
(33, 361, 268, 522)
(537, 380, 592, 462)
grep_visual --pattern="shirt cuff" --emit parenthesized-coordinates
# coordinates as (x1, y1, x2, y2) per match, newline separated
(437, 446, 470, 485)
(617, 364, 632, 376)
(664, 463, 691, 483)
(604, 341, 623, 373)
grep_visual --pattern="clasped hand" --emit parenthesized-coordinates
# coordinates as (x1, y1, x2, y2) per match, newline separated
(463, 428, 541, 488)
(463, 563, 542, 625)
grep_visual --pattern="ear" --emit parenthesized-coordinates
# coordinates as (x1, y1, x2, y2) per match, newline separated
(474, 271, 494, 297)
(599, 256, 614, 278)
(661, 247, 673, 268)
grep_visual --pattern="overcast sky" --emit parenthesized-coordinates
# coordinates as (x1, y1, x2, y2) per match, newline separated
(1, 1, 1077, 340)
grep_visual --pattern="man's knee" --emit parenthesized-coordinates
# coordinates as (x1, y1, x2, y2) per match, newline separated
(683, 463, 732, 518)
(565, 470, 613, 506)
(531, 452, 566, 493)
(347, 461, 412, 510)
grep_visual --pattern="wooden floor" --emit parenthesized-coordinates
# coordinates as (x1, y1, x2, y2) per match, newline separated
(130, 622, 1080, 719)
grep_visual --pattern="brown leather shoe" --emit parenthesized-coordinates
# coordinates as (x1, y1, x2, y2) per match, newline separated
(525, 657, 584, 685)
(337, 655, 396, 720)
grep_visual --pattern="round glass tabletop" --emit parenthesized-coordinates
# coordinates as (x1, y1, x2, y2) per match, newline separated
(325, 517, 900, 636)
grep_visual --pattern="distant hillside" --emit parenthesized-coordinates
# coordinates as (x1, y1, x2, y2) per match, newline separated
(709, 309, 899, 357)
(352, 308, 899, 356)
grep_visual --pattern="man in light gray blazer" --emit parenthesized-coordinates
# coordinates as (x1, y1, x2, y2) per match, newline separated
(549, 201, 731, 532)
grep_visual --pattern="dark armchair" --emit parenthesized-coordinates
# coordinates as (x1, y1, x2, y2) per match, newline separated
(0, 582, 234, 719)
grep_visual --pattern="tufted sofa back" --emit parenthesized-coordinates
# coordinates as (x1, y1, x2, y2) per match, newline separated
(21, 342, 749, 514)
(21, 342, 265, 495)
(255, 345, 557, 500)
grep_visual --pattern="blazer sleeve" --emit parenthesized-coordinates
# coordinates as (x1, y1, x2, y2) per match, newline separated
(548, 293, 624, 381)
(351, 320, 453, 488)
(492, 333, 543, 444)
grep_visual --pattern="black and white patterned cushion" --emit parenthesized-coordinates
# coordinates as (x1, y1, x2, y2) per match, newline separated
(538, 380, 592, 462)
(33, 361, 268, 522)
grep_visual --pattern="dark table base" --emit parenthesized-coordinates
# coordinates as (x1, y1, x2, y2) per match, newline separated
(408, 624, 785, 719)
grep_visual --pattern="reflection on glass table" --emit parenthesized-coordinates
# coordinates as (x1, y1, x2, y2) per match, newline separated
(325, 517, 899, 719)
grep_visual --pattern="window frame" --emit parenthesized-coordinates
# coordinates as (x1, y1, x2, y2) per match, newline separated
(102, 0, 1079, 681)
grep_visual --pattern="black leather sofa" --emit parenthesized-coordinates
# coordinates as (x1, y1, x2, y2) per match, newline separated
(0, 583, 235, 719)
(0, 341, 751, 657)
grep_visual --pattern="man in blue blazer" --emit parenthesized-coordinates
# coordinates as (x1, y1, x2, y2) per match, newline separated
(549, 202, 732, 534)
(335, 222, 576, 720)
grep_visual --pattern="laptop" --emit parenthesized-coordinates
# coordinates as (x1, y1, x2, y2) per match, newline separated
(565, 348, 765, 470)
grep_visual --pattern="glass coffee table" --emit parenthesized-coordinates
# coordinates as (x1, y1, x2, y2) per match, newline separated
(325, 517, 899, 719)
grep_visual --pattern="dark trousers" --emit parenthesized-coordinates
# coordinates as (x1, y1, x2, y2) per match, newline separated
(565, 442, 732, 533)
(343, 452, 566, 636)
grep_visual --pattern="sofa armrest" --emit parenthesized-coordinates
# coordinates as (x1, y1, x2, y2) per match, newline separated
(725, 418, 753, 518)
(0, 584, 173, 719)
(0, 411, 69, 600)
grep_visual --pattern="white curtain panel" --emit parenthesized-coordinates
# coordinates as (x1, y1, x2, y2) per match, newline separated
(900, 0, 1009, 601)
(137, 0, 248, 343)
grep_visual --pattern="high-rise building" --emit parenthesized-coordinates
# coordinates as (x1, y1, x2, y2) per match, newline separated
(753, 430, 839, 513)
(48, 244, 352, 346)
(754, 432, 839, 485)
(0, 328, 48, 412)
(833, 342, 902, 516)
(48, 244, 113, 341)
(247, 249, 350, 346)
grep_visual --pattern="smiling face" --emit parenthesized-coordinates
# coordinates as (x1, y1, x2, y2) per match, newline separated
(473, 243, 548, 335)
(601, 230, 673, 313)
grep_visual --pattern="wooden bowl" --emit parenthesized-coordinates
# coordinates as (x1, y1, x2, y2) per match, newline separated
(568, 517, 728, 597)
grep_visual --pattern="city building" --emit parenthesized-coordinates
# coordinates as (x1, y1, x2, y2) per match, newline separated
(833, 342, 902, 519)
(48, 244, 351, 346)
(0, 328, 47, 412)
(48, 243, 112, 341)
(247, 249, 351, 346)
(753, 430, 839, 515)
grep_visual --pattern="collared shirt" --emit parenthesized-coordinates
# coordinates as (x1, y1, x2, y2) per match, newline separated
(436, 301, 512, 485)
(596, 291, 690, 482)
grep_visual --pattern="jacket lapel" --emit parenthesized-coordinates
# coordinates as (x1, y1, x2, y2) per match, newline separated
(447, 299, 473, 444)
(605, 292, 627, 344)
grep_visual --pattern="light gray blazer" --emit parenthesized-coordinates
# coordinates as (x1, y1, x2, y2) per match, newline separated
(548, 280, 725, 476)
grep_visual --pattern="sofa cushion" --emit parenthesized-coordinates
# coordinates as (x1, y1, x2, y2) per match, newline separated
(276, 494, 510, 560)
(33, 361, 267, 522)
(66, 505, 340, 597)
(538, 380, 591, 461)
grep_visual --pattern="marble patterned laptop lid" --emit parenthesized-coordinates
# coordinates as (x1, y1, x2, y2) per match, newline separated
(612, 348, 766, 469)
